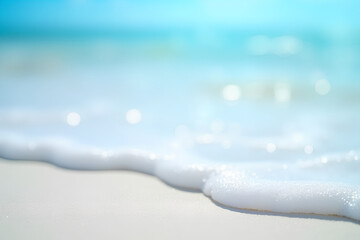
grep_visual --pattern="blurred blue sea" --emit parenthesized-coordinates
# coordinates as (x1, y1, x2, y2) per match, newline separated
(1, 0, 360, 86)
(0, 0, 360, 160)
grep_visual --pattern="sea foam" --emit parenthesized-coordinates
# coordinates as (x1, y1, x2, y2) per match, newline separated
(0, 135, 359, 221)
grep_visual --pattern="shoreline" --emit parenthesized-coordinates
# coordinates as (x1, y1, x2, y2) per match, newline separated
(1, 159, 359, 239)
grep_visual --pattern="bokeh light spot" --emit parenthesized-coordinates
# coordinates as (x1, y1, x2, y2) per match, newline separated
(126, 109, 142, 124)
(315, 79, 331, 95)
(222, 84, 241, 101)
(266, 143, 277, 153)
(66, 112, 81, 127)
(304, 145, 314, 154)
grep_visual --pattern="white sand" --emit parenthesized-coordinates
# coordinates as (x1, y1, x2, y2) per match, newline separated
(0, 159, 359, 240)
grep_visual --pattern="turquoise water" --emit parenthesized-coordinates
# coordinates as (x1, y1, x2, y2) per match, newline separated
(1, 32, 360, 154)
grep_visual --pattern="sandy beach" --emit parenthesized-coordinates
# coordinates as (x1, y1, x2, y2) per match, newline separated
(0, 159, 359, 240)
